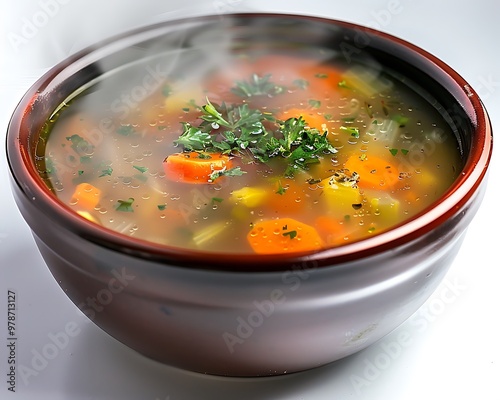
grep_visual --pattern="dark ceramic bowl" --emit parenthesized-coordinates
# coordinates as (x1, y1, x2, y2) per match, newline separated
(6, 14, 492, 376)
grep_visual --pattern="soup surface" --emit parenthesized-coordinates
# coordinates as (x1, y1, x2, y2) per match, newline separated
(39, 47, 462, 254)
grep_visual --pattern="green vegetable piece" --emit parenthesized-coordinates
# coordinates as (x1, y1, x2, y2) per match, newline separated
(133, 165, 148, 173)
(283, 230, 298, 239)
(116, 125, 135, 136)
(116, 198, 135, 212)
(209, 166, 246, 182)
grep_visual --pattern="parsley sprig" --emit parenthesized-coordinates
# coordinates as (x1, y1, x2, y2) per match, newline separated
(231, 74, 285, 98)
(174, 99, 337, 177)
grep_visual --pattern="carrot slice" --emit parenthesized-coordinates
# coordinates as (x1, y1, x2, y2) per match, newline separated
(344, 154, 399, 190)
(276, 107, 328, 131)
(315, 216, 347, 247)
(71, 183, 101, 210)
(247, 217, 324, 254)
(163, 152, 232, 184)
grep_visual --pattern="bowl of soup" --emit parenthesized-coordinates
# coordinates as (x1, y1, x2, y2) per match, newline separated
(6, 13, 492, 376)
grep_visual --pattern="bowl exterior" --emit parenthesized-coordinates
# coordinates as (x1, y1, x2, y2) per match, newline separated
(9, 172, 486, 376)
(5, 14, 493, 376)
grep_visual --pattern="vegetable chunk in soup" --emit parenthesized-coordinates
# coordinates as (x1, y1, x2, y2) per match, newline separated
(39, 52, 462, 255)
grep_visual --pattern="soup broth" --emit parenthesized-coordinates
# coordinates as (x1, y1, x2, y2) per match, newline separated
(39, 47, 462, 255)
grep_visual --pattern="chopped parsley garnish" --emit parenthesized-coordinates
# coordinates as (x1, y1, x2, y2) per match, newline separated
(338, 80, 350, 88)
(116, 125, 135, 136)
(174, 99, 337, 178)
(293, 79, 309, 90)
(209, 166, 246, 182)
(231, 74, 285, 98)
(392, 114, 409, 127)
(162, 84, 172, 97)
(276, 181, 287, 195)
(157, 204, 167, 211)
(78, 170, 84, 176)
(133, 165, 148, 173)
(99, 166, 113, 177)
(283, 230, 298, 239)
(66, 134, 93, 156)
(389, 148, 409, 156)
(340, 126, 360, 138)
(116, 198, 135, 212)
(211, 197, 224, 203)
(308, 99, 321, 108)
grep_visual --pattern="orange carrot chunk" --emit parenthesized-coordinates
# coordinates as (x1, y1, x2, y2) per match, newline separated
(71, 183, 101, 209)
(163, 152, 232, 184)
(247, 217, 324, 254)
(276, 108, 328, 131)
(344, 154, 399, 190)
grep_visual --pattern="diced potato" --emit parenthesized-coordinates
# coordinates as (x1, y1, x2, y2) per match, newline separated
(230, 186, 267, 208)
(320, 176, 362, 216)
(364, 190, 400, 223)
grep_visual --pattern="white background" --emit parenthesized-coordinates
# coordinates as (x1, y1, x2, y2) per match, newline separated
(1, 1, 499, 399)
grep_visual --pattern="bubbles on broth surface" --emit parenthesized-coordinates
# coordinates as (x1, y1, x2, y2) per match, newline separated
(40, 47, 462, 254)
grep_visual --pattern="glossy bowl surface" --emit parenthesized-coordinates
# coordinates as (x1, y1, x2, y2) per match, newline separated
(6, 13, 492, 376)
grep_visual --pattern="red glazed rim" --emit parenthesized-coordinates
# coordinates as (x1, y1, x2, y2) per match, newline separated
(6, 13, 493, 272)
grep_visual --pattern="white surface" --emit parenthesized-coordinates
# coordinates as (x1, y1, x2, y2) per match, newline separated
(1, 1, 499, 399)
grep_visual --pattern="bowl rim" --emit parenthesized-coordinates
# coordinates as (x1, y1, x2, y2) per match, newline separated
(6, 12, 493, 272)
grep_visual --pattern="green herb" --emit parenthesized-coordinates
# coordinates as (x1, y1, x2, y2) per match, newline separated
(175, 99, 337, 178)
(231, 74, 285, 98)
(78, 170, 84, 176)
(99, 166, 113, 177)
(209, 166, 246, 182)
(162, 84, 172, 97)
(338, 80, 350, 88)
(174, 123, 214, 151)
(211, 197, 224, 203)
(116, 198, 135, 212)
(157, 204, 167, 211)
(283, 230, 298, 239)
(133, 165, 148, 173)
(392, 114, 409, 127)
(360, 153, 367, 161)
(66, 134, 93, 156)
(315, 73, 328, 79)
(196, 152, 212, 159)
(293, 79, 309, 90)
(116, 125, 135, 136)
(324, 113, 333, 120)
(182, 107, 190, 112)
(401, 148, 409, 155)
(368, 226, 376, 233)
(276, 181, 287, 195)
(389, 148, 398, 156)
(340, 126, 360, 138)
(308, 99, 321, 108)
